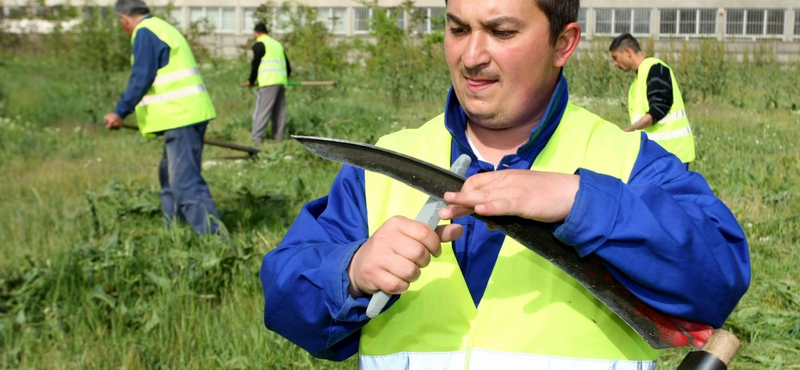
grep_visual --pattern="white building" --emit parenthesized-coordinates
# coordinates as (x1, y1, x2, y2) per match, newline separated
(3, 0, 800, 59)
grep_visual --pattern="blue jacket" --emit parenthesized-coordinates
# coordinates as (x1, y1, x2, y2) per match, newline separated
(260, 74, 750, 361)
(114, 14, 170, 119)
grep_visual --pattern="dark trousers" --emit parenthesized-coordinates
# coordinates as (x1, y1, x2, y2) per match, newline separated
(158, 122, 222, 235)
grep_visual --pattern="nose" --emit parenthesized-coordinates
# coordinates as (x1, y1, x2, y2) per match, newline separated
(462, 31, 491, 70)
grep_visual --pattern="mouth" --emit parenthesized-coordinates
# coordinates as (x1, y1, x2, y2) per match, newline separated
(464, 76, 498, 92)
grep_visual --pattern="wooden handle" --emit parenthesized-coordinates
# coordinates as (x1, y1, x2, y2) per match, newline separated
(120, 123, 259, 155)
(677, 329, 741, 370)
(703, 329, 741, 365)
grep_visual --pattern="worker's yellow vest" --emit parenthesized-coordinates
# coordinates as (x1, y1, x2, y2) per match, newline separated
(360, 104, 659, 370)
(628, 57, 695, 163)
(131, 17, 216, 137)
(256, 34, 288, 87)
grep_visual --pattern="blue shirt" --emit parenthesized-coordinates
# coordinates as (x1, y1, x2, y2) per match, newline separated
(114, 15, 170, 119)
(260, 74, 750, 361)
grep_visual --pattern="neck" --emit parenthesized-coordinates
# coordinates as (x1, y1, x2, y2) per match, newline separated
(466, 120, 539, 167)
(633, 53, 647, 72)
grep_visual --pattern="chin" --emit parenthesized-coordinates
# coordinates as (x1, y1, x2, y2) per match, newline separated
(463, 107, 500, 127)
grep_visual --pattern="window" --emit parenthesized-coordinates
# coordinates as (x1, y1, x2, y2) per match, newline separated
(766, 10, 784, 35)
(577, 8, 587, 36)
(353, 7, 370, 34)
(155, 6, 184, 28)
(795, 10, 800, 35)
(242, 7, 256, 33)
(413, 7, 445, 34)
(726, 9, 785, 38)
(187, 7, 236, 34)
(595, 8, 650, 35)
(660, 9, 716, 37)
(353, 7, 405, 34)
(220, 7, 235, 33)
(189, 6, 206, 25)
(245, 6, 288, 34)
(316, 7, 346, 35)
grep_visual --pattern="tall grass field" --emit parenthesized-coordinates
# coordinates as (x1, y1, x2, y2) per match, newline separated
(2, 6, 799, 369)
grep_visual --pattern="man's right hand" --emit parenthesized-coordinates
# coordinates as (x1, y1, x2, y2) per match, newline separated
(103, 112, 123, 130)
(241, 81, 254, 87)
(347, 216, 463, 298)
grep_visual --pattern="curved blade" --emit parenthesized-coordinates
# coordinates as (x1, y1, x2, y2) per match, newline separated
(292, 135, 715, 350)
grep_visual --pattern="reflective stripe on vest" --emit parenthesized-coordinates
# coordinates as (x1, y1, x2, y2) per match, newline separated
(628, 57, 694, 163)
(359, 350, 655, 370)
(632, 109, 686, 125)
(360, 104, 659, 370)
(138, 84, 207, 107)
(645, 126, 692, 142)
(256, 35, 288, 87)
(151, 67, 200, 86)
(131, 17, 216, 137)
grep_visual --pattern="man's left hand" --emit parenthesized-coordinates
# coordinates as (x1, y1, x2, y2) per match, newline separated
(103, 113, 123, 130)
(439, 170, 580, 223)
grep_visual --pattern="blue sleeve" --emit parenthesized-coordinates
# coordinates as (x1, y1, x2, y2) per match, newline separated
(260, 165, 382, 361)
(114, 28, 170, 118)
(553, 135, 750, 328)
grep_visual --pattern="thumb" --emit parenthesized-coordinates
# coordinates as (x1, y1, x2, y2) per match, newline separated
(435, 224, 464, 243)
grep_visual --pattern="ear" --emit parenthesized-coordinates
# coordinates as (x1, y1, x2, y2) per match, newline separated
(624, 47, 634, 58)
(553, 22, 581, 67)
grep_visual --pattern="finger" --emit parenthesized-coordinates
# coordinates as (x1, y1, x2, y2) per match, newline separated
(444, 187, 500, 208)
(391, 240, 433, 268)
(438, 204, 474, 220)
(397, 218, 442, 257)
(473, 198, 518, 216)
(374, 260, 415, 294)
(459, 171, 499, 192)
(435, 223, 463, 242)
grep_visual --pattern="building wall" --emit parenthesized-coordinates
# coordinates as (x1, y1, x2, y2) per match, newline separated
(3, 0, 799, 61)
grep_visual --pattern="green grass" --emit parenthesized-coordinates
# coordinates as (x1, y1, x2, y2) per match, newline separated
(2, 35, 799, 369)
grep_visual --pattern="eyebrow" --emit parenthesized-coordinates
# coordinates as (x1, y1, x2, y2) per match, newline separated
(446, 13, 526, 28)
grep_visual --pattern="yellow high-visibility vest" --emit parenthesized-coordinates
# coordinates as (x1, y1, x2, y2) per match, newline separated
(256, 34, 288, 87)
(131, 16, 216, 137)
(628, 57, 695, 163)
(360, 105, 659, 370)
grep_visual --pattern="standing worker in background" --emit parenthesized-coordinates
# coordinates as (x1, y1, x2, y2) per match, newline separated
(610, 33, 695, 168)
(103, 0, 224, 235)
(260, 0, 749, 368)
(245, 23, 291, 143)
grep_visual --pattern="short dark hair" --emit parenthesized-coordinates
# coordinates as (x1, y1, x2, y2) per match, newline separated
(444, 0, 580, 46)
(254, 23, 268, 34)
(609, 33, 641, 52)
(536, 0, 580, 46)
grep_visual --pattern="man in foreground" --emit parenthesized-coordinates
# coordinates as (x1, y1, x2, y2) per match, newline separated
(104, 0, 223, 235)
(610, 33, 696, 167)
(260, 0, 749, 368)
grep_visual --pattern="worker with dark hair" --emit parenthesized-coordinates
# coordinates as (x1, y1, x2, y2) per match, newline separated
(260, 1, 748, 368)
(245, 22, 291, 143)
(103, 0, 223, 235)
(610, 33, 695, 167)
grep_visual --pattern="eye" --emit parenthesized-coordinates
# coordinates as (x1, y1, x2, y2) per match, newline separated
(449, 27, 468, 35)
(492, 29, 516, 38)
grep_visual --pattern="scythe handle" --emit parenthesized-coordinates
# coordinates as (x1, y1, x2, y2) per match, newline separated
(120, 123, 260, 156)
(677, 329, 741, 370)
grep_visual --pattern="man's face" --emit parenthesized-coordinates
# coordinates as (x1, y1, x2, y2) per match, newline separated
(610, 48, 634, 71)
(118, 14, 136, 36)
(444, 0, 564, 130)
